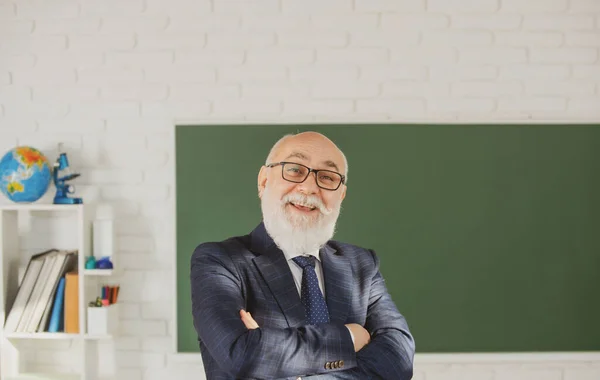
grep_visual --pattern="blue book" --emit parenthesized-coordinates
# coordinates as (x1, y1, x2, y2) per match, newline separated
(48, 277, 65, 333)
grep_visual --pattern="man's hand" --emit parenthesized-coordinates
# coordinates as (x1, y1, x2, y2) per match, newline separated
(345, 323, 370, 352)
(241, 310, 370, 353)
(240, 309, 259, 329)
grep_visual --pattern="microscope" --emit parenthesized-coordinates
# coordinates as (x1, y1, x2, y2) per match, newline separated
(53, 143, 83, 204)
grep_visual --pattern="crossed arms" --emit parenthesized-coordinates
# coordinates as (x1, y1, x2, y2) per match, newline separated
(190, 243, 415, 379)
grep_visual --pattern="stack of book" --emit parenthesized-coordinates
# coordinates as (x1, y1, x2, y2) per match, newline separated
(4, 249, 79, 334)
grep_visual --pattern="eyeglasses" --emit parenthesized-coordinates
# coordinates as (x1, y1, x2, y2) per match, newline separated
(265, 161, 346, 191)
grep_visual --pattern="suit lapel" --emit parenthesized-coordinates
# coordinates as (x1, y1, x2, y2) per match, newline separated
(249, 222, 352, 327)
(250, 223, 306, 327)
(320, 245, 351, 325)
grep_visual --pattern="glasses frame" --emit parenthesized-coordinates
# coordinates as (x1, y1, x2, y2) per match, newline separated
(265, 161, 346, 191)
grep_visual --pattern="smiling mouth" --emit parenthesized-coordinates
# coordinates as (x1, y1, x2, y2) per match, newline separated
(289, 202, 317, 212)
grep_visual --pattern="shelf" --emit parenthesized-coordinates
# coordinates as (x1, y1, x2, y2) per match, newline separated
(83, 269, 113, 276)
(3, 332, 80, 340)
(4, 372, 80, 380)
(0, 202, 117, 379)
(4, 332, 113, 341)
(0, 204, 83, 212)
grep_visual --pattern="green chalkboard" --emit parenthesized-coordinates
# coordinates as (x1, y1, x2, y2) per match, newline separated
(176, 124, 600, 353)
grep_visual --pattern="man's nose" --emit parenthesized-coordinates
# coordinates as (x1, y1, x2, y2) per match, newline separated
(297, 172, 320, 194)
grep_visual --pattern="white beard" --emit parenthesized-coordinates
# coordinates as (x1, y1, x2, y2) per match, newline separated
(261, 186, 340, 257)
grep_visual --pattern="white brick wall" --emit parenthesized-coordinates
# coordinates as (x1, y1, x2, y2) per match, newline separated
(1, 0, 599, 379)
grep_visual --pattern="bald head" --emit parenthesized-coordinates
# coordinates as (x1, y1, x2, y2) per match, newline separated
(265, 132, 348, 180)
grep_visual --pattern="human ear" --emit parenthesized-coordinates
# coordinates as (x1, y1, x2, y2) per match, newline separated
(257, 166, 267, 198)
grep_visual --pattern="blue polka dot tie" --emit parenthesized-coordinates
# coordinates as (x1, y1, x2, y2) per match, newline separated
(292, 255, 330, 325)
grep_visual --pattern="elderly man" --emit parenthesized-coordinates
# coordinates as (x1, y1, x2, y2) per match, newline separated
(190, 131, 415, 379)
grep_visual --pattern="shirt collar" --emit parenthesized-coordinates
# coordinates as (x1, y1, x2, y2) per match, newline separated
(283, 248, 321, 263)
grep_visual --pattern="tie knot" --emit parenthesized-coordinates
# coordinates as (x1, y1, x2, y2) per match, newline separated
(292, 255, 316, 269)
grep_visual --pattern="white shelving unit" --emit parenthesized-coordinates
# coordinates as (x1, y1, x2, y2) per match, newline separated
(0, 204, 117, 380)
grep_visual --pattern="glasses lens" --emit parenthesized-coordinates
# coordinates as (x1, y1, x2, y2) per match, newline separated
(282, 163, 309, 182)
(316, 170, 342, 190)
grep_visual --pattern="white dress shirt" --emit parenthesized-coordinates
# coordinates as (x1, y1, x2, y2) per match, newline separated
(281, 248, 355, 344)
(282, 249, 326, 297)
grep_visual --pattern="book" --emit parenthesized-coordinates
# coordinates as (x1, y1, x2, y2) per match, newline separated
(16, 254, 57, 332)
(64, 271, 79, 334)
(4, 249, 57, 334)
(47, 277, 65, 333)
(33, 251, 77, 333)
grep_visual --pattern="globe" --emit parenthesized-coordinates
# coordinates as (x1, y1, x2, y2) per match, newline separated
(0, 146, 52, 203)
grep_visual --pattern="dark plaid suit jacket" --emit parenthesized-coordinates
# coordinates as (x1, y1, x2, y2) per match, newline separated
(190, 222, 415, 380)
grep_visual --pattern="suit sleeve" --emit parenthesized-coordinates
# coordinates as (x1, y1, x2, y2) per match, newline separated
(190, 243, 357, 379)
(352, 250, 415, 380)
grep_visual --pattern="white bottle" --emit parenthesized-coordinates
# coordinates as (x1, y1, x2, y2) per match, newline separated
(93, 204, 114, 262)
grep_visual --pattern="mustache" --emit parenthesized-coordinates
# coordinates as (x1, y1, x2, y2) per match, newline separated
(282, 193, 332, 215)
